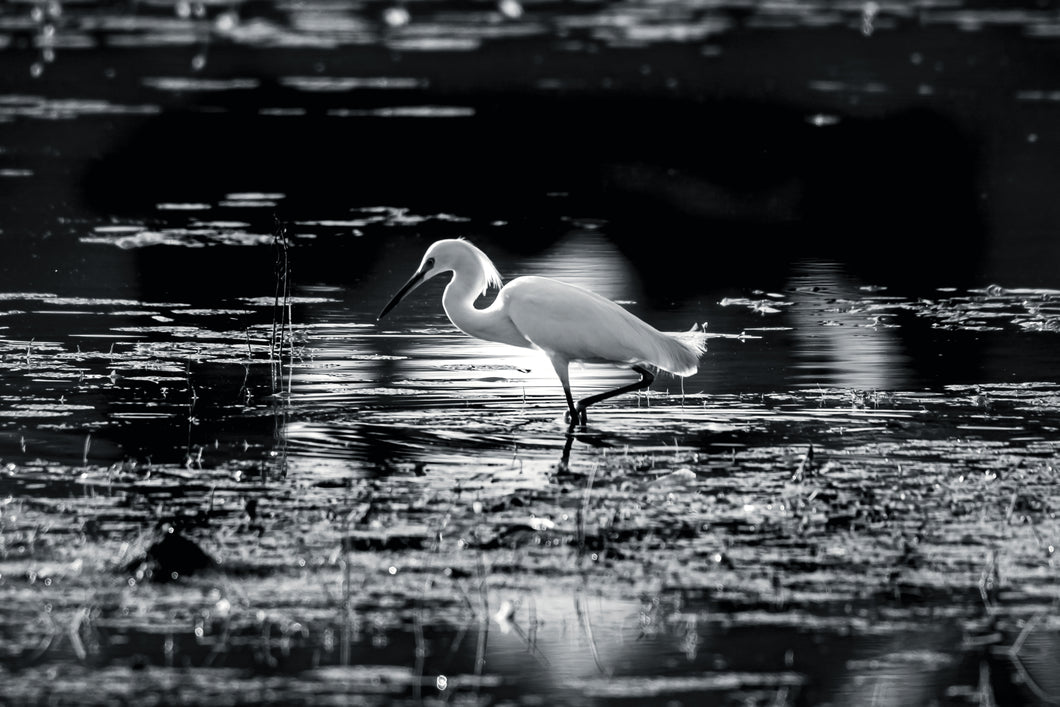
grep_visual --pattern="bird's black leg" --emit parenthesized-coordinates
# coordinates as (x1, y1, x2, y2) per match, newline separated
(548, 356, 581, 429)
(575, 365, 655, 423)
(562, 385, 579, 429)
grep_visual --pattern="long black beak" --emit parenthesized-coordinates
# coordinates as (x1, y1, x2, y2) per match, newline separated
(378, 269, 427, 320)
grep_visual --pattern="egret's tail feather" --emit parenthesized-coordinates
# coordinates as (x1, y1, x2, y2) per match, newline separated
(651, 331, 705, 377)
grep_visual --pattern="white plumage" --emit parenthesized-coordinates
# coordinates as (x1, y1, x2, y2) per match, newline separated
(379, 238, 703, 426)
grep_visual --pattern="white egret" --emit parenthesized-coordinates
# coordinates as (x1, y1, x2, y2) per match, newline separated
(378, 239, 703, 426)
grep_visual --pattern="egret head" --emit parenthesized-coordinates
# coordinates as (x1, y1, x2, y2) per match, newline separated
(378, 239, 502, 320)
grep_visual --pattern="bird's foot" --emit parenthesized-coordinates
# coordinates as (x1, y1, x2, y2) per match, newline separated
(564, 407, 588, 429)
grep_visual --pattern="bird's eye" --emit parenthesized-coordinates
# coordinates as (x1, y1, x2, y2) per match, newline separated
(425, 257, 435, 269)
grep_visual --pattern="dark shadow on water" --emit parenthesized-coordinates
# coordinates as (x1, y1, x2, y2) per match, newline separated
(91, 96, 987, 296)
(74, 46, 989, 300)
(604, 105, 987, 297)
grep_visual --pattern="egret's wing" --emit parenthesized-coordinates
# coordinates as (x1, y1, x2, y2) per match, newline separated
(503, 276, 701, 375)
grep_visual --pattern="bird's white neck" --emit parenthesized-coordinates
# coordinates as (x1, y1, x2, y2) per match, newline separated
(442, 270, 531, 349)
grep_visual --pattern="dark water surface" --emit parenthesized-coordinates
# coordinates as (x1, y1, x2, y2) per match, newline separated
(2, 1, 1060, 705)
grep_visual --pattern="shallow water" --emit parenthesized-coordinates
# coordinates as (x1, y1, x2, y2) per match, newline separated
(2, 0, 1060, 704)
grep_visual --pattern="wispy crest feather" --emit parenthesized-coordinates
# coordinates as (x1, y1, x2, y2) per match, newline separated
(460, 238, 504, 295)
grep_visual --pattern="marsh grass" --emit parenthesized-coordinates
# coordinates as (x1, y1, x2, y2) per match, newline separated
(269, 218, 294, 391)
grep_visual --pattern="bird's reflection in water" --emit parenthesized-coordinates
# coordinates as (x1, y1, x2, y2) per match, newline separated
(560, 432, 576, 470)
(556, 426, 627, 472)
